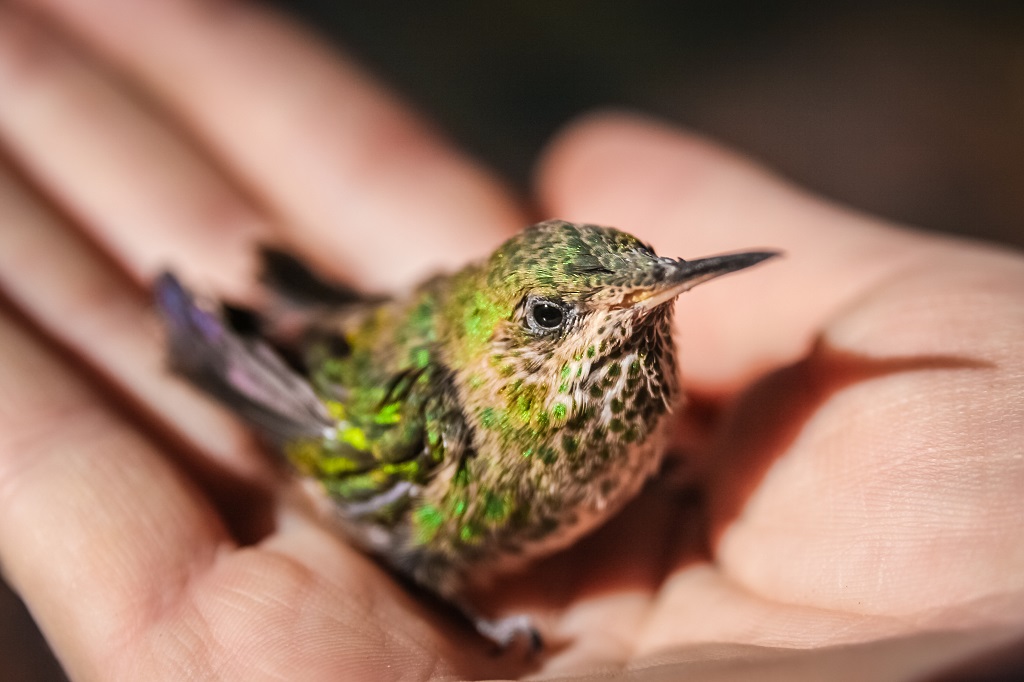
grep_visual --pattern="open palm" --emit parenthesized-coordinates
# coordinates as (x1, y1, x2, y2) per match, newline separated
(0, 1, 1021, 680)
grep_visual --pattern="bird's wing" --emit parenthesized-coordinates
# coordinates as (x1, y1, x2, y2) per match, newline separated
(299, 328, 473, 524)
(155, 269, 471, 526)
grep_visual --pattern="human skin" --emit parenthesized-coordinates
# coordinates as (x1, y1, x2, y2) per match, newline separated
(0, 1, 1022, 680)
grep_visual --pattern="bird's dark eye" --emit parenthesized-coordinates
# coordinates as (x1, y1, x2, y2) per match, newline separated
(527, 299, 566, 332)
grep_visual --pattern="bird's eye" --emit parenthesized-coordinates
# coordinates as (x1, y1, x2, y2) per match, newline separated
(527, 299, 566, 332)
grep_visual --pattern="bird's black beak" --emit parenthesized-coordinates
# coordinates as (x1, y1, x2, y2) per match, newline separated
(626, 250, 780, 310)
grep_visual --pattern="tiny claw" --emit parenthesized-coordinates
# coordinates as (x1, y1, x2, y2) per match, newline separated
(474, 613, 543, 655)
(528, 627, 544, 654)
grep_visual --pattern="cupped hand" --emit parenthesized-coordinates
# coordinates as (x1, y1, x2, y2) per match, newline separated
(0, 1, 1021, 681)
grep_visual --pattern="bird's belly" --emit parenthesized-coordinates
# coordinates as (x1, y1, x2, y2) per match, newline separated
(460, 432, 668, 588)
(345, 420, 671, 598)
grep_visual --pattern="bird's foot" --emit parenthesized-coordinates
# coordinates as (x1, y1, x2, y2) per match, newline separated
(473, 613, 543, 654)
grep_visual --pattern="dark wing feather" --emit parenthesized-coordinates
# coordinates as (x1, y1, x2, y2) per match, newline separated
(259, 247, 380, 307)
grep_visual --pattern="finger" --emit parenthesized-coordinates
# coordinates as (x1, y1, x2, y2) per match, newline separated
(536, 112, 948, 391)
(0, 303, 232, 680)
(0, 157, 266, 478)
(0, 4, 270, 297)
(20, 0, 525, 290)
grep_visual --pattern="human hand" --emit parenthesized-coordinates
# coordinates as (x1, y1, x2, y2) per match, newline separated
(0, 1, 1021, 681)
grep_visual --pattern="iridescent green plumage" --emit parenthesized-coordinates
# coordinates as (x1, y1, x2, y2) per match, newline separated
(156, 219, 777, 648)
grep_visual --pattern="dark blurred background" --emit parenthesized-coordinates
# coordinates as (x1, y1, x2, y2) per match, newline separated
(3, 2, 1023, 679)
(280, 0, 1024, 247)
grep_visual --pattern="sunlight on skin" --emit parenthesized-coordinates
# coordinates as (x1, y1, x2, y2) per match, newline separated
(0, 162, 264, 478)
(0, 1, 1021, 680)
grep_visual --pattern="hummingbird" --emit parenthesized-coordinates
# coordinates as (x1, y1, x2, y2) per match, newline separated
(155, 219, 777, 650)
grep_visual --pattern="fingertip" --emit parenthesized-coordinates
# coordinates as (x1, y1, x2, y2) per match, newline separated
(535, 109, 743, 227)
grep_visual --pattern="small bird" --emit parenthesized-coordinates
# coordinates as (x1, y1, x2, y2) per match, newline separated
(155, 219, 777, 650)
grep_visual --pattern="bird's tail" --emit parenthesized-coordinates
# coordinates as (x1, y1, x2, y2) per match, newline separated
(154, 272, 334, 445)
